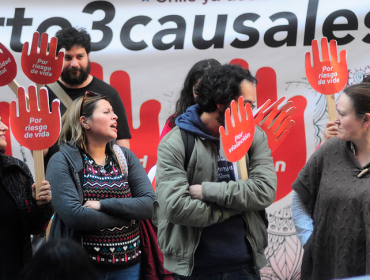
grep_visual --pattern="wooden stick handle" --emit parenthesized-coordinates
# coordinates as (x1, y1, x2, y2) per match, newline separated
(237, 157, 248, 180)
(36, 84, 45, 106)
(8, 80, 20, 96)
(326, 94, 337, 121)
(33, 150, 45, 200)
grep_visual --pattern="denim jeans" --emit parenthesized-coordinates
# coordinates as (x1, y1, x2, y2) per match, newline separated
(174, 267, 260, 280)
(96, 261, 141, 280)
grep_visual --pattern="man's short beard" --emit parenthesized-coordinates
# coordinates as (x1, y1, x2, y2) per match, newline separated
(60, 61, 91, 86)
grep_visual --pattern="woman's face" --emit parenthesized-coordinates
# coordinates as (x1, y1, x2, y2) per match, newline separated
(334, 93, 365, 142)
(0, 117, 9, 149)
(84, 100, 118, 144)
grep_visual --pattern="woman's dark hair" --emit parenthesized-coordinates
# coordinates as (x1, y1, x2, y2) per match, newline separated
(168, 59, 221, 127)
(337, 74, 370, 119)
(17, 239, 99, 280)
(343, 83, 370, 118)
(195, 64, 257, 113)
(55, 27, 91, 54)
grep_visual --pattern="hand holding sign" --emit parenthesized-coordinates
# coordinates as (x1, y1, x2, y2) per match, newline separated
(10, 85, 61, 198)
(0, 43, 20, 95)
(305, 37, 348, 120)
(254, 97, 296, 153)
(220, 96, 255, 179)
(21, 32, 64, 85)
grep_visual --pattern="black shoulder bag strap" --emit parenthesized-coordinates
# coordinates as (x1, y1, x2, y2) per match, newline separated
(180, 129, 195, 170)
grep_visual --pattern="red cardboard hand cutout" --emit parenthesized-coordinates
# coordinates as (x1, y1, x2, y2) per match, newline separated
(219, 96, 255, 163)
(305, 37, 348, 96)
(0, 43, 17, 87)
(21, 32, 64, 85)
(254, 97, 296, 153)
(9, 85, 61, 151)
(254, 98, 283, 123)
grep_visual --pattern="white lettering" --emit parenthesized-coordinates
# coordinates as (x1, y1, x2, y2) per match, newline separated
(275, 161, 286, 172)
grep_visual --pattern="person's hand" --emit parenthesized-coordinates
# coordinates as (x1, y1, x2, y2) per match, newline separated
(32, 180, 52, 206)
(189, 184, 202, 200)
(322, 121, 338, 144)
(83, 200, 101, 211)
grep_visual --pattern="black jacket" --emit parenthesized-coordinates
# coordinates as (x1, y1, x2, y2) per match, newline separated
(0, 153, 53, 264)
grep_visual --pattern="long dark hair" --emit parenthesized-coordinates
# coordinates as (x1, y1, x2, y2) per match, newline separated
(168, 59, 221, 127)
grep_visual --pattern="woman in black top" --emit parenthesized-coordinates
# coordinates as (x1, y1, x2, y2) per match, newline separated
(0, 116, 53, 280)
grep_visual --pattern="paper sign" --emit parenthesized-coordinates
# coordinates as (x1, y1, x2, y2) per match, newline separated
(21, 32, 64, 85)
(0, 43, 17, 87)
(220, 96, 255, 162)
(305, 37, 348, 96)
(9, 85, 61, 151)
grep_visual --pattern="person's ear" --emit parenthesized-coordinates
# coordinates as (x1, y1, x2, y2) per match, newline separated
(217, 103, 225, 110)
(363, 113, 370, 128)
(80, 116, 90, 129)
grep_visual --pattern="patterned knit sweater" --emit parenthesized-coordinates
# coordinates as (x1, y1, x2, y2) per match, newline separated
(81, 153, 141, 266)
(292, 138, 370, 280)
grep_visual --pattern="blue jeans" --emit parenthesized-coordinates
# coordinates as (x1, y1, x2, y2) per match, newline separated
(96, 261, 141, 280)
(175, 267, 260, 280)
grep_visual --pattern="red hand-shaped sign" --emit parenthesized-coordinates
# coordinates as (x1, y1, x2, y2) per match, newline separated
(0, 43, 17, 86)
(21, 32, 64, 85)
(10, 85, 61, 151)
(305, 37, 348, 95)
(220, 96, 255, 162)
(254, 97, 296, 153)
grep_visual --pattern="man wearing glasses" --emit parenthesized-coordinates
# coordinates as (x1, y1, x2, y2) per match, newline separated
(155, 64, 277, 280)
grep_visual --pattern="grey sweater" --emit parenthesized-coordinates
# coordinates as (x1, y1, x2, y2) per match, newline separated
(292, 137, 370, 280)
(46, 142, 155, 243)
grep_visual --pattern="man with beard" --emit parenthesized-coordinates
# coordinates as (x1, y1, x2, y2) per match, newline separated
(154, 64, 277, 279)
(44, 27, 131, 167)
